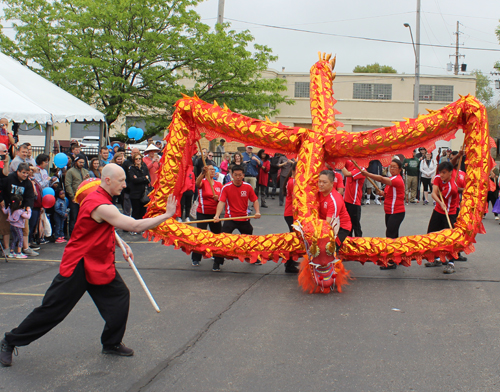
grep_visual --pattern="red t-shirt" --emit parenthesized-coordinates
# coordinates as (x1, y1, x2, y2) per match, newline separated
(333, 171, 344, 190)
(384, 175, 405, 214)
(181, 166, 195, 193)
(197, 179, 222, 215)
(318, 190, 352, 231)
(59, 187, 116, 285)
(219, 181, 258, 221)
(344, 166, 365, 205)
(452, 169, 466, 189)
(433, 176, 459, 215)
(284, 177, 294, 217)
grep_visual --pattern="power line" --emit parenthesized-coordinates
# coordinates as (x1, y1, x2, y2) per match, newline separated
(225, 17, 500, 53)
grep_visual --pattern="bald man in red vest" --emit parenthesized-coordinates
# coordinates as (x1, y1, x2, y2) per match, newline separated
(0, 164, 176, 367)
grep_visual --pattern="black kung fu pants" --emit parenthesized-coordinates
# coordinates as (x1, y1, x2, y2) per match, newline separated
(192, 212, 222, 262)
(213, 220, 253, 265)
(4, 259, 130, 347)
(345, 202, 362, 237)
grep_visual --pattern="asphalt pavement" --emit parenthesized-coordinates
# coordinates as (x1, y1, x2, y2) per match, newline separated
(1, 196, 500, 392)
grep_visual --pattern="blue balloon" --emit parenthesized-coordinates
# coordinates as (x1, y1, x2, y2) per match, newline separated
(127, 126, 138, 139)
(54, 153, 68, 168)
(42, 187, 55, 197)
(135, 128, 144, 140)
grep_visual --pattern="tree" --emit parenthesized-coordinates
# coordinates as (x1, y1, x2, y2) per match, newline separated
(353, 63, 397, 73)
(471, 70, 494, 105)
(0, 0, 289, 138)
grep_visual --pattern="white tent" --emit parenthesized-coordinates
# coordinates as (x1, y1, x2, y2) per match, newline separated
(0, 52, 105, 152)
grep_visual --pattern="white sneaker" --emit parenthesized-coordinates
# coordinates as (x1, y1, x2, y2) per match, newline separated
(22, 247, 39, 256)
(185, 217, 191, 222)
(176, 217, 182, 223)
(375, 198, 381, 205)
(365, 199, 370, 205)
(495, 216, 499, 220)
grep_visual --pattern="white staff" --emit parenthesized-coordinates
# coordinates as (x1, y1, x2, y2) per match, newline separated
(115, 232, 161, 313)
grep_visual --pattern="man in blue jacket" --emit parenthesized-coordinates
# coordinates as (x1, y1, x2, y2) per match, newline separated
(242, 146, 261, 190)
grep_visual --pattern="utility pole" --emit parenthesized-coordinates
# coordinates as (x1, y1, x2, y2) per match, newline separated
(454, 21, 460, 75)
(414, 0, 420, 119)
(217, 0, 225, 25)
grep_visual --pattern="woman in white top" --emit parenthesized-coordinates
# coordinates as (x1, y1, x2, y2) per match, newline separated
(420, 151, 436, 205)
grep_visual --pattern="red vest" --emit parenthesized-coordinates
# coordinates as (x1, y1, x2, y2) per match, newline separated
(59, 187, 116, 284)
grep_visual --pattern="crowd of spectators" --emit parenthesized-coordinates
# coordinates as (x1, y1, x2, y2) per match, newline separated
(0, 124, 165, 257)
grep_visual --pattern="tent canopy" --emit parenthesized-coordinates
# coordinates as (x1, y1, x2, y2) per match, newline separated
(0, 52, 105, 125)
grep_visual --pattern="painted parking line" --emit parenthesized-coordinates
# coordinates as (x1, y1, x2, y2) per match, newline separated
(0, 292, 44, 297)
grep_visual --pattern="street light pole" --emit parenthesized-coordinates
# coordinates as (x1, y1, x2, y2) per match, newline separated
(404, 20, 420, 119)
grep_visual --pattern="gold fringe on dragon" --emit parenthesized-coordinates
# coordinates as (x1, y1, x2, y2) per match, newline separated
(143, 52, 494, 294)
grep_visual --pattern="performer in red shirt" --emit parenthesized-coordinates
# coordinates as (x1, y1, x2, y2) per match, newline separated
(333, 171, 345, 196)
(450, 150, 468, 263)
(342, 160, 365, 237)
(179, 165, 195, 222)
(0, 164, 177, 367)
(425, 161, 459, 273)
(361, 159, 406, 269)
(318, 170, 352, 245)
(283, 163, 299, 273)
(191, 165, 222, 266)
(213, 165, 261, 272)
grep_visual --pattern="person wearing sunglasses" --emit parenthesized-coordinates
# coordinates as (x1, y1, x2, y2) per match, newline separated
(0, 119, 15, 152)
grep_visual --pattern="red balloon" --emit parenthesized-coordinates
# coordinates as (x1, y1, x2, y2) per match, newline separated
(42, 194, 55, 209)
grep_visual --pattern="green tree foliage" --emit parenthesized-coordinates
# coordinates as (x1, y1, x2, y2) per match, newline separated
(471, 70, 493, 105)
(353, 63, 397, 73)
(0, 0, 289, 138)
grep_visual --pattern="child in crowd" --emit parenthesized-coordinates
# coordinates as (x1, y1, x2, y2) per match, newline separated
(2, 194, 31, 258)
(54, 189, 68, 243)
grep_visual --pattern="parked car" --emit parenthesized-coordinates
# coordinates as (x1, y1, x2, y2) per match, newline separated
(80, 136, 100, 148)
(127, 140, 149, 152)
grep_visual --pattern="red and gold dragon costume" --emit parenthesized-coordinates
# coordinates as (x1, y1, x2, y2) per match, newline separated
(144, 53, 494, 294)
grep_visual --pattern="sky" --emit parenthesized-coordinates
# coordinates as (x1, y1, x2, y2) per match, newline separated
(195, 0, 500, 94)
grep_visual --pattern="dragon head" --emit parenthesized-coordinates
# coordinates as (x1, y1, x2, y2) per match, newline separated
(294, 217, 348, 293)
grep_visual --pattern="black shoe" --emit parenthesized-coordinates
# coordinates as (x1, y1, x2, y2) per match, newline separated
(380, 262, 397, 270)
(0, 339, 17, 367)
(285, 265, 299, 274)
(212, 262, 221, 272)
(456, 254, 468, 262)
(271, 196, 275, 200)
(261, 204, 268, 208)
(102, 343, 134, 356)
(29, 245, 41, 251)
(285, 260, 299, 273)
(279, 202, 283, 206)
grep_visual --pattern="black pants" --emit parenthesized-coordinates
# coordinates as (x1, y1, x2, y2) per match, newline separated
(278, 175, 288, 204)
(487, 190, 499, 216)
(68, 199, 79, 236)
(214, 220, 253, 265)
(181, 190, 194, 219)
(421, 177, 432, 192)
(4, 259, 130, 347)
(345, 202, 362, 237)
(192, 212, 222, 262)
(268, 172, 278, 196)
(385, 212, 405, 239)
(130, 198, 147, 220)
(427, 210, 457, 233)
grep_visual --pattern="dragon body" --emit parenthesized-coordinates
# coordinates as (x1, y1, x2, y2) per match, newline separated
(145, 53, 493, 294)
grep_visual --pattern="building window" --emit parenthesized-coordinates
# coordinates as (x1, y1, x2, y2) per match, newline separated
(294, 82, 310, 98)
(353, 83, 392, 100)
(419, 85, 453, 102)
(70, 121, 100, 139)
